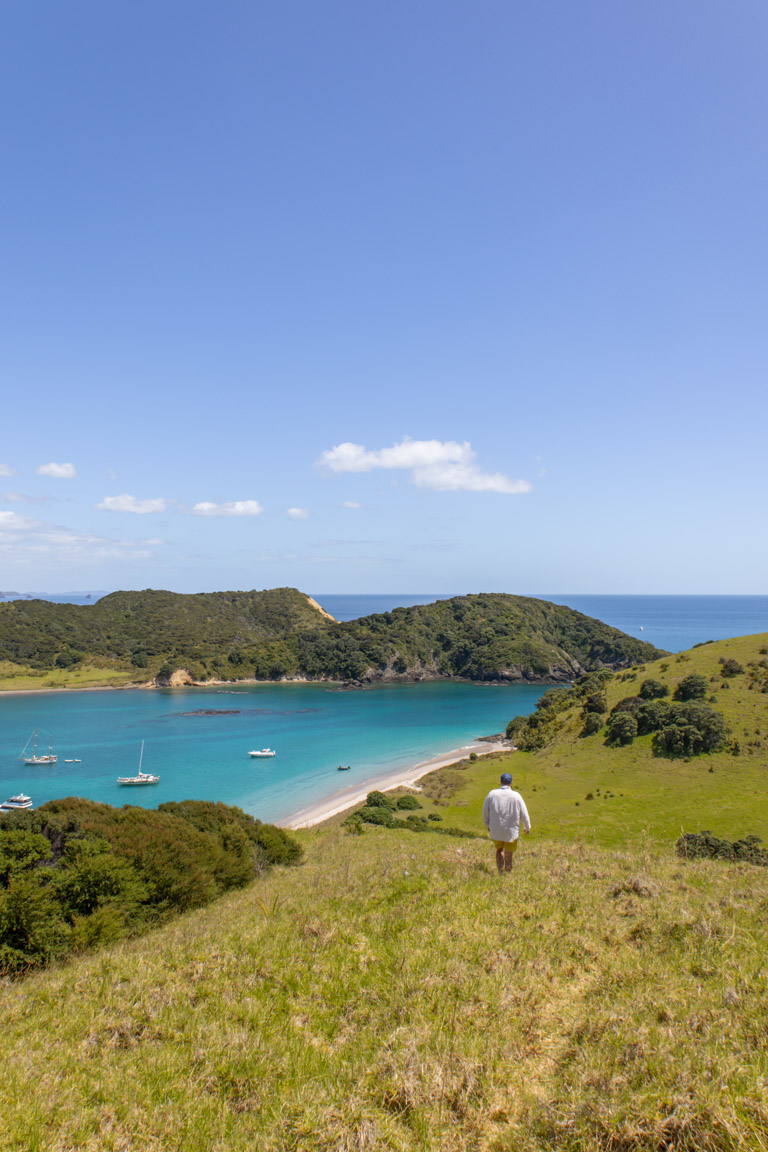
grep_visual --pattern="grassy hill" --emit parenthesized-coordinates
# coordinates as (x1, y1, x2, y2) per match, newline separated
(0, 589, 665, 690)
(379, 633, 768, 849)
(0, 828, 765, 1150)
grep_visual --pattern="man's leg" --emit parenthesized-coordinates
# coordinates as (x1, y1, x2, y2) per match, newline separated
(503, 839, 519, 872)
(495, 846, 505, 874)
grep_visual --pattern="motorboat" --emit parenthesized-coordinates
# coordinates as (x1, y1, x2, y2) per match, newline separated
(20, 728, 57, 765)
(0, 794, 33, 811)
(248, 748, 276, 758)
(117, 741, 159, 785)
(337, 764, 351, 771)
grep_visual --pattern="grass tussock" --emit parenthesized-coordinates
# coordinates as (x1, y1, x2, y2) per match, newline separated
(0, 828, 766, 1150)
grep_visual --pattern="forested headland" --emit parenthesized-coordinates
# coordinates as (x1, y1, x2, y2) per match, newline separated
(0, 588, 665, 689)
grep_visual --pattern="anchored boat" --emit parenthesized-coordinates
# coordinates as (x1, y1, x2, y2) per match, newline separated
(20, 729, 57, 765)
(248, 748, 276, 758)
(0, 794, 33, 811)
(117, 741, 159, 786)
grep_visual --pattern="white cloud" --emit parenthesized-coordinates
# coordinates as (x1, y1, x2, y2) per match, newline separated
(0, 463, 16, 478)
(36, 462, 77, 479)
(3, 492, 55, 505)
(318, 438, 531, 495)
(192, 500, 264, 517)
(286, 507, 310, 520)
(341, 500, 363, 510)
(97, 494, 169, 514)
(0, 510, 161, 563)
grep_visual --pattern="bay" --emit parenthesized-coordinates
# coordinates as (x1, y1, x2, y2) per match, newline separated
(0, 681, 543, 824)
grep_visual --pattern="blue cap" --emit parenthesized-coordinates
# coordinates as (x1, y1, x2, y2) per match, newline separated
(500, 772, 513, 785)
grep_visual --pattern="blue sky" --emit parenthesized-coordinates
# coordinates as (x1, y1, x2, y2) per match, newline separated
(1, 1, 766, 594)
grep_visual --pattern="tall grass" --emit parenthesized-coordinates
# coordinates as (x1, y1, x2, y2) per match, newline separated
(0, 827, 766, 1150)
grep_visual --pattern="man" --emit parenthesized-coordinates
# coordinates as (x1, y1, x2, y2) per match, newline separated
(482, 772, 531, 874)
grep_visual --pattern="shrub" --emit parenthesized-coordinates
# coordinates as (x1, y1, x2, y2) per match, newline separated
(674, 673, 708, 701)
(580, 713, 603, 737)
(639, 678, 668, 700)
(720, 658, 744, 677)
(581, 692, 607, 715)
(366, 791, 396, 810)
(427, 813, 443, 821)
(396, 795, 421, 810)
(677, 831, 768, 866)
(358, 806, 395, 827)
(610, 696, 644, 717)
(636, 699, 675, 734)
(606, 712, 637, 745)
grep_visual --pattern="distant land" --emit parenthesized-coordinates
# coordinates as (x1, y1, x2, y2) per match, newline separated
(0, 588, 665, 691)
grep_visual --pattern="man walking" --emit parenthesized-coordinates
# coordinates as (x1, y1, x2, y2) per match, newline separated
(482, 772, 531, 873)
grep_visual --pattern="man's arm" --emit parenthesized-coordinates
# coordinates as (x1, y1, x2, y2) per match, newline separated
(518, 795, 531, 834)
(482, 794, 491, 829)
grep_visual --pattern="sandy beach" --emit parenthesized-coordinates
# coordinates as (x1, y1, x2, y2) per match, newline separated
(280, 738, 510, 829)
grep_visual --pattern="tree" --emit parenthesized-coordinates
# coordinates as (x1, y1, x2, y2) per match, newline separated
(674, 673, 708, 701)
(606, 712, 637, 745)
(639, 678, 668, 700)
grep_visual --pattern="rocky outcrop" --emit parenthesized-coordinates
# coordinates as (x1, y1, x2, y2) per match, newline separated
(154, 668, 195, 687)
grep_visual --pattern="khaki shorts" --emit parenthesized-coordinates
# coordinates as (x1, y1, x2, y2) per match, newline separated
(492, 837, 518, 853)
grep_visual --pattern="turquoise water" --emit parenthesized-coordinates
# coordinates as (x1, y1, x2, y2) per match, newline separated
(0, 681, 543, 824)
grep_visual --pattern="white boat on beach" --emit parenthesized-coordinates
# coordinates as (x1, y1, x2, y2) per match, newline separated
(0, 794, 33, 811)
(117, 741, 159, 786)
(248, 748, 276, 758)
(20, 729, 57, 765)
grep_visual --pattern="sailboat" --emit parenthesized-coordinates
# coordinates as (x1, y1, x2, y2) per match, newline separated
(20, 729, 57, 765)
(117, 741, 159, 786)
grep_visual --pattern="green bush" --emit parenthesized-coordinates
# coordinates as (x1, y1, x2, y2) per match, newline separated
(366, 791, 396, 810)
(606, 712, 637, 745)
(580, 712, 603, 737)
(720, 658, 744, 677)
(427, 813, 443, 821)
(674, 673, 708, 701)
(639, 678, 668, 700)
(396, 795, 421, 810)
(358, 806, 395, 827)
(609, 696, 644, 717)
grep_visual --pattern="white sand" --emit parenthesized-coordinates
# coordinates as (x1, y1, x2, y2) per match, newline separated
(279, 739, 511, 829)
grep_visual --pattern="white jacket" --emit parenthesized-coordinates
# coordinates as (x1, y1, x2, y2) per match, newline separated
(482, 786, 531, 843)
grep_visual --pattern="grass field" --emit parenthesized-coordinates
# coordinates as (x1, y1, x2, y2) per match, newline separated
(388, 633, 768, 849)
(0, 661, 139, 692)
(0, 830, 766, 1151)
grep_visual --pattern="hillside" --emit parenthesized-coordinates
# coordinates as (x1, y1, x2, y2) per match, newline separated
(487, 631, 768, 846)
(0, 827, 765, 1150)
(0, 589, 665, 690)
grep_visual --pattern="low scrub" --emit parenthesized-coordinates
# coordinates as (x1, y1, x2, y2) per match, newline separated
(0, 799, 301, 975)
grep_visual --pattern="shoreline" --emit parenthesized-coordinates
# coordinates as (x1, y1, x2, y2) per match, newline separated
(278, 739, 511, 830)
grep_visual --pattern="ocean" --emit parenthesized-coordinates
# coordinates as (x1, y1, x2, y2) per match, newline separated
(1, 592, 765, 824)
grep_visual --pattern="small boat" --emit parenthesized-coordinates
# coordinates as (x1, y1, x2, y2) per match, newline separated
(0, 794, 33, 811)
(117, 741, 159, 786)
(20, 728, 57, 765)
(64, 759, 74, 763)
(248, 748, 276, 758)
(337, 764, 351, 771)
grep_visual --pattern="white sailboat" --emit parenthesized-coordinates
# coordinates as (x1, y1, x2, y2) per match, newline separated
(248, 748, 276, 758)
(20, 729, 57, 765)
(117, 741, 159, 786)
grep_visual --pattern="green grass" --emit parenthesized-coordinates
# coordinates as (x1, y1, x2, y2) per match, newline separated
(0, 661, 140, 692)
(0, 830, 765, 1150)
(400, 633, 768, 849)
